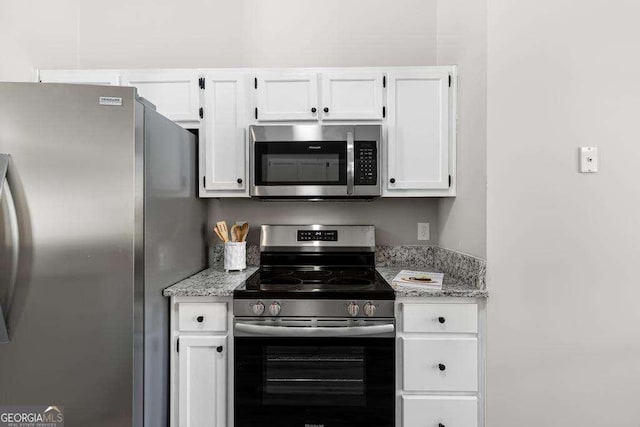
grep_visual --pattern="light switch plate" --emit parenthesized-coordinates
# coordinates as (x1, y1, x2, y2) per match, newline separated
(580, 147, 598, 173)
(417, 223, 430, 240)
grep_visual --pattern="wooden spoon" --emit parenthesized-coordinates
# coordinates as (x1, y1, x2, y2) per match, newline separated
(230, 224, 239, 242)
(240, 223, 249, 242)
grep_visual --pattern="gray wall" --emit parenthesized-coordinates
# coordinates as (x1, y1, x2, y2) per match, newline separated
(487, 0, 640, 425)
(0, 0, 487, 258)
(209, 198, 439, 246)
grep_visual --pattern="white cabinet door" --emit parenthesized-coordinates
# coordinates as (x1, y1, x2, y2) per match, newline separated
(402, 337, 478, 392)
(255, 72, 319, 121)
(402, 396, 478, 427)
(386, 70, 452, 195)
(321, 72, 384, 120)
(178, 336, 227, 427)
(121, 70, 201, 122)
(200, 73, 248, 197)
(38, 69, 120, 86)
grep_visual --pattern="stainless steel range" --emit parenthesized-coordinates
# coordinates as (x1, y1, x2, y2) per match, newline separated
(233, 225, 395, 427)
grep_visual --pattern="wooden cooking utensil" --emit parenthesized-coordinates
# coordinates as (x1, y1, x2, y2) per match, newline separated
(230, 224, 240, 242)
(213, 225, 226, 242)
(216, 221, 229, 242)
(240, 222, 249, 242)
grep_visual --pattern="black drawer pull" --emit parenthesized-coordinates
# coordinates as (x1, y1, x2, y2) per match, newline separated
(438, 316, 446, 324)
(196, 316, 204, 323)
(439, 424, 446, 427)
(216, 346, 224, 353)
(323, 107, 329, 113)
(237, 178, 243, 184)
(389, 178, 396, 183)
(438, 363, 446, 371)
(311, 107, 317, 113)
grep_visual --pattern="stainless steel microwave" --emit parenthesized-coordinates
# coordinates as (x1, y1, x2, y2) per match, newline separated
(249, 124, 381, 199)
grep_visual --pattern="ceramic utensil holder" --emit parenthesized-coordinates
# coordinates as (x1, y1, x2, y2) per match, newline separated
(224, 242, 246, 272)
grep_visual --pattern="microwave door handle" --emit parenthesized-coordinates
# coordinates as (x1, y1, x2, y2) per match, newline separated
(346, 131, 354, 196)
(0, 154, 19, 344)
(235, 322, 395, 337)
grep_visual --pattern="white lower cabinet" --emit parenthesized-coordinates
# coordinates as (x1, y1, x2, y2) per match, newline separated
(171, 297, 231, 427)
(178, 336, 227, 427)
(398, 300, 484, 427)
(402, 396, 478, 427)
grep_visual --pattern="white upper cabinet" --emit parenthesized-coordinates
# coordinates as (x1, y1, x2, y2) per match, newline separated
(120, 70, 201, 123)
(385, 69, 455, 196)
(254, 72, 319, 121)
(39, 69, 120, 86)
(200, 72, 249, 197)
(321, 72, 384, 120)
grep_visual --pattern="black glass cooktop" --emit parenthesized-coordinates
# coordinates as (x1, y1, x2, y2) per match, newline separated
(235, 266, 395, 300)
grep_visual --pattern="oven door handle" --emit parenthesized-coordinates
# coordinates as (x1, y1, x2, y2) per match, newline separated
(234, 322, 395, 337)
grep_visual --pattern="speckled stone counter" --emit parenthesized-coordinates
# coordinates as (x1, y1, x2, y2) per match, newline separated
(376, 266, 488, 298)
(163, 266, 259, 297)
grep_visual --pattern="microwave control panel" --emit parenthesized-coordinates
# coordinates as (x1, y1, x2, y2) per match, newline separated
(355, 141, 377, 185)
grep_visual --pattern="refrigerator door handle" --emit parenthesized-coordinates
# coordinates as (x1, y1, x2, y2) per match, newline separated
(0, 153, 19, 344)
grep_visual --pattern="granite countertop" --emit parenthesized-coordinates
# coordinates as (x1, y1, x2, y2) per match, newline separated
(376, 266, 488, 298)
(164, 265, 486, 298)
(163, 266, 258, 297)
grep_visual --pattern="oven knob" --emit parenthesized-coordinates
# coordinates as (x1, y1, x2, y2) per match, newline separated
(269, 302, 281, 316)
(347, 302, 360, 317)
(363, 302, 376, 317)
(252, 302, 265, 316)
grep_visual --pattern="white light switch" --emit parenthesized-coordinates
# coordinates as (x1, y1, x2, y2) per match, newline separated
(580, 147, 598, 173)
(417, 223, 430, 240)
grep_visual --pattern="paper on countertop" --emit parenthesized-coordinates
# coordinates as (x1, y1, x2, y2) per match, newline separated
(392, 270, 444, 290)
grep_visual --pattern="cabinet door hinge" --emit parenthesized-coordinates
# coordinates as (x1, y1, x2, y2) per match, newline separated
(448, 75, 452, 87)
(382, 106, 386, 118)
(383, 75, 386, 88)
(198, 77, 205, 90)
(203, 176, 206, 188)
(255, 107, 258, 120)
(176, 339, 180, 352)
(254, 77, 258, 89)
(199, 107, 204, 119)
(448, 175, 452, 187)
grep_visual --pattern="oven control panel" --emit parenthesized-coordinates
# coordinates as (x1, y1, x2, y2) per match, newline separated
(297, 230, 338, 241)
(354, 141, 377, 186)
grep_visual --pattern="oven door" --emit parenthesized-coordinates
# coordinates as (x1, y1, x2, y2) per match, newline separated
(234, 319, 395, 427)
(251, 139, 349, 197)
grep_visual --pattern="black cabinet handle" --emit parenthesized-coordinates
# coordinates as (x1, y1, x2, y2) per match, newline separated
(237, 178, 243, 184)
(438, 363, 446, 371)
(216, 346, 224, 353)
(389, 178, 396, 184)
(311, 107, 317, 113)
(196, 316, 204, 323)
(438, 316, 446, 324)
(439, 424, 445, 427)
(323, 107, 329, 113)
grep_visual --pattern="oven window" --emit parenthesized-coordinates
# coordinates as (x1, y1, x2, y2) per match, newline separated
(264, 346, 365, 406)
(254, 141, 347, 186)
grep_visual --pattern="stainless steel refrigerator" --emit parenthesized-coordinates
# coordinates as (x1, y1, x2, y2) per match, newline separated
(0, 83, 207, 426)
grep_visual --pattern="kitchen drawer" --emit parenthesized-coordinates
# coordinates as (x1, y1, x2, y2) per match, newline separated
(402, 395, 477, 427)
(402, 337, 478, 392)
(178, 303, 227, 332)
(402, 303, 477, 333)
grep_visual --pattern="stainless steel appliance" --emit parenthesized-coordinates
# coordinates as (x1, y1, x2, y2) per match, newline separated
(0, 83, 207, 427)
(249, 125, 381, 199)
(234, 225, 395, 427)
